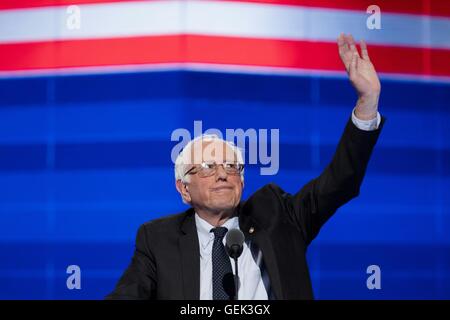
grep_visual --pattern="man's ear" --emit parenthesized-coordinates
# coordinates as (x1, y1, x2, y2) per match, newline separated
(176, 179, 191, 203)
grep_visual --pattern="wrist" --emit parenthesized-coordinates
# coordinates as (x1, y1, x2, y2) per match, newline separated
(355, 94, 379, 120)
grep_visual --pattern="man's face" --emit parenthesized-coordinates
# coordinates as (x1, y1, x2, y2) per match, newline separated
(178, 140, 244, 214)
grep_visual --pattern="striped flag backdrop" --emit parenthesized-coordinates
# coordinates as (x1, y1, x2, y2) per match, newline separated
(0, 0, 449, 299)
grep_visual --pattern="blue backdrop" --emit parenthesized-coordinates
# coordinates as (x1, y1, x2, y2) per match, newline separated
(0, 70, 449, 299)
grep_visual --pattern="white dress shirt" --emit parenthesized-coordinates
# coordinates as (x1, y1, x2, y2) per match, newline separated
(195, 110, 381, 300)
(351, 107, 381, 131)
(195, 213, 269, 300)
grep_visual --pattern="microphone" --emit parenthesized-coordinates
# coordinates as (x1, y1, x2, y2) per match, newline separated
(226, 229, 244, 258)
(225, 229, 245, 300)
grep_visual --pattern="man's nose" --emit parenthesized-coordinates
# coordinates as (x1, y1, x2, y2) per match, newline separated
(215, 164, 228, 180)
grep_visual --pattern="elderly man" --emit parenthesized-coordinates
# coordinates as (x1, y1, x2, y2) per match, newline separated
(107, 34, 385, 300)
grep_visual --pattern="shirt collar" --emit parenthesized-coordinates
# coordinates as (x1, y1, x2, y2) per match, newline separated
(194, 213, 240, 249)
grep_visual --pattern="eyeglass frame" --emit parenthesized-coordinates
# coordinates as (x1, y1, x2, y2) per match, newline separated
(183, 161, 244, 178)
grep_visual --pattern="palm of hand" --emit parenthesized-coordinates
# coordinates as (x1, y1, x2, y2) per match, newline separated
(338, 33, 381, 98)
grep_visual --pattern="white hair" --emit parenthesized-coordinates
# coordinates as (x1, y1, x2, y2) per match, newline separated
(174, 134, 245, 184)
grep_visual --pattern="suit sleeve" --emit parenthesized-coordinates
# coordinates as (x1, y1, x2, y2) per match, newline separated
(285, 116, 385, 245)
(105, 223, 157, 300)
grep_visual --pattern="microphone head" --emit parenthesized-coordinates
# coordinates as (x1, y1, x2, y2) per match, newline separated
(226, 229, 245, 259)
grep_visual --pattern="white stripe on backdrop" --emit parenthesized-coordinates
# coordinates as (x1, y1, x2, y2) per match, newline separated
(0, 0, 449, 48)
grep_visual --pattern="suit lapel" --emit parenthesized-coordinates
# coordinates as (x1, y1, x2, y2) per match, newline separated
(177, 206, 284, 300)
(239, 210, 284, 300)
(178, 210, 200, 299)
(252, 229, 283, 300)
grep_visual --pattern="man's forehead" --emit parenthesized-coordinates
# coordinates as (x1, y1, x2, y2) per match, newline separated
(184, 140, 238, 163)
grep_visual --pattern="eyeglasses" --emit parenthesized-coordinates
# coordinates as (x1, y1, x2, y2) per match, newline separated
(184, 161, 244, 178)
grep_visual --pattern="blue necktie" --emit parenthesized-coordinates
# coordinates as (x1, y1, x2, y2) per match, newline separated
(210, 227, 235, 300)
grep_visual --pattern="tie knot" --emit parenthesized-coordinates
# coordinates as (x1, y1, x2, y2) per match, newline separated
(210, 227, 228, 240)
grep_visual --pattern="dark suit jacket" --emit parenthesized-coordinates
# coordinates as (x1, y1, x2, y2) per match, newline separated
(106, 116, 385, 300)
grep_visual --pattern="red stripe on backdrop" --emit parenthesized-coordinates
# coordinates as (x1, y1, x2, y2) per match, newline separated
(0, 35, 449, 77)
(0, 0, 151, 10)
(186, 36, 450, 77)
(1, 0, 449, 18)
(217, 0, 450, 18)
(0, 36, 184, 70)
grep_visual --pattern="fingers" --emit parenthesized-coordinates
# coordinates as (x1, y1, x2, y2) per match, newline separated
(347, 34, 360, 58)
(350, 51, 358, 77)
(337, 33, 346, 48)
(337, 33, 347, 57)
(337, 32, 345, 44)
(360, 39, 370, 61)
(338, 33, 351, 70)
(338, 33, 371, 73)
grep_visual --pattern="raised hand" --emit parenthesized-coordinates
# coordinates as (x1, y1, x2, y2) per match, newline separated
(338, 33, 381, 120)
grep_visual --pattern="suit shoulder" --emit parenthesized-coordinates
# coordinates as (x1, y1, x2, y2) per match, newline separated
(252, 182, 290, 199)
(140, 211, 187, 234)
(243, 182, 290, 213)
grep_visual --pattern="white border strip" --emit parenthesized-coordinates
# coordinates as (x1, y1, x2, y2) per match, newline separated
(1, 62, 449, 84)
(0, 0, 449, 49)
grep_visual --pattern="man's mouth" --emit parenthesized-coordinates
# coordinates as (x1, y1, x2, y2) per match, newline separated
(211, 186, 234, 192)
